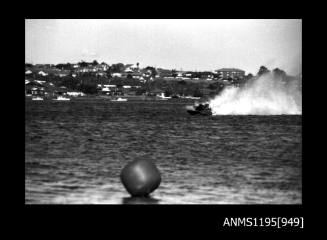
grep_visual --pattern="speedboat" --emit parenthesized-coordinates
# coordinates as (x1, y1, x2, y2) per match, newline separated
(32, 96, 44, 101)
(186, 103, 212, 116)
(53, 96, 70, 101)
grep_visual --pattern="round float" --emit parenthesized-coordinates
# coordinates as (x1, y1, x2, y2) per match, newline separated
(120, 159, 161, 197)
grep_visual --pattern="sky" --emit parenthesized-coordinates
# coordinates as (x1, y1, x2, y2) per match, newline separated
(25, 19, 302, 75)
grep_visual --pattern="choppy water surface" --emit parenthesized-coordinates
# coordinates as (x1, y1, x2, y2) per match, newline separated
(25, 99, 302, 204)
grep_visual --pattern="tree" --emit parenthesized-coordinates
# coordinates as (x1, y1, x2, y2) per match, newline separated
(116, 83, 123, 89)
(92, 60, 99, 66)
(55, 63, 64, 69)
(164, 88, 173, 97)
(136, 87, 146, 95)
(78, 61, 89, 67)
(178, 80, 186, 85)
(145, 66, 157, 77)
(207, 83, 218, 90)
(61, 76, 80, 90)
(257, 66, 270, 76)
(247, 73, 253, 79)
(110, 63, 125, 73)
(193, 88, 203, 97)
(55, 63, 73, 70)
(192, 72, 201, 79)
(171, 69, 177, 78)
(272, 68, 287, 79)
(78, 83, 98, 94)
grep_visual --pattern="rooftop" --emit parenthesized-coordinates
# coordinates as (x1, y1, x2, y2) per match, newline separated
(216, 68, 245, 72)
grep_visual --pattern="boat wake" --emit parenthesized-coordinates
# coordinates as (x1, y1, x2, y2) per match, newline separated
(209, 73, 302, 115)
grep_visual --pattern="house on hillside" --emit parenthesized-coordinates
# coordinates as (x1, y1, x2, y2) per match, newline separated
(77, 66, 96, 73)
(26, 80, 42, 86)
(38, 71, 48, 76)
(119, 63, 142, 79)
(123, 63, 141, 78)
(124, 64, 134, 73)
(45, 69, 71, 77)
(96, 71, 107, 77)
(31, 87, 45, 96)
(55, 86, 68, 96)
(99, 85, 118, 95)
(112, 73, 122, 77)
(216, 68, 245, 80)
(125, 63, 140, 72)
(131, 63, 140, 71)
(176, 72, 184, 79)
(31, 80, 46, 86)
(158, 69, 173, 78)
(100, 86, 111, 94)
(147, 88, 165, 97)
(25, 81, 46, 96)
(216, 79, 232, 86)
(200, 72, 214, 80)
(122, 72, 142, 79)
(59, 73, 68, 77)
(97, 63, 109, 71)
(67, 91, 85, 97)
(120, 85, 132, 94)
(104, 84, 117, 89)
(139, 77, 146, 83)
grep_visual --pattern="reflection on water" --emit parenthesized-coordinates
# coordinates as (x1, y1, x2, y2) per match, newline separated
(25, 99, 302, 204)
(122, 196, 161, 205)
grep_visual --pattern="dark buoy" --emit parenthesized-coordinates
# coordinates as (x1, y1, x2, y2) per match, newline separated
(120, 159, 161, 197)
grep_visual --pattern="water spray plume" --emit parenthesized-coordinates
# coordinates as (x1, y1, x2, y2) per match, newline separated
(209, 73, 302, 115)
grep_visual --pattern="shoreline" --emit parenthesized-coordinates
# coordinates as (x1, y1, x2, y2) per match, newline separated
(25, 95, 202, 102)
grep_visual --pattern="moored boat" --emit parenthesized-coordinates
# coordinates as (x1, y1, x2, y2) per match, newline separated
(156, 93, 171, 100)
(32, 96, 44, 101)
(53, 96, 70, 101)
(111, 97, 128, 102)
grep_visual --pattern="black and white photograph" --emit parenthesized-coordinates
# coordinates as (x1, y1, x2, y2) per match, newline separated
(25, 19, 302, 205)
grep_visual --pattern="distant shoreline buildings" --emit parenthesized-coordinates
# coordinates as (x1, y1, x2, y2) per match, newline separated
(25, 60, 297, 99)
(216, 68, 245, 80)
(25, 61, 248, 81)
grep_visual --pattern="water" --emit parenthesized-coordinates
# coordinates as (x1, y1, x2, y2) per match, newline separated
(25, 99, 302, 204)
